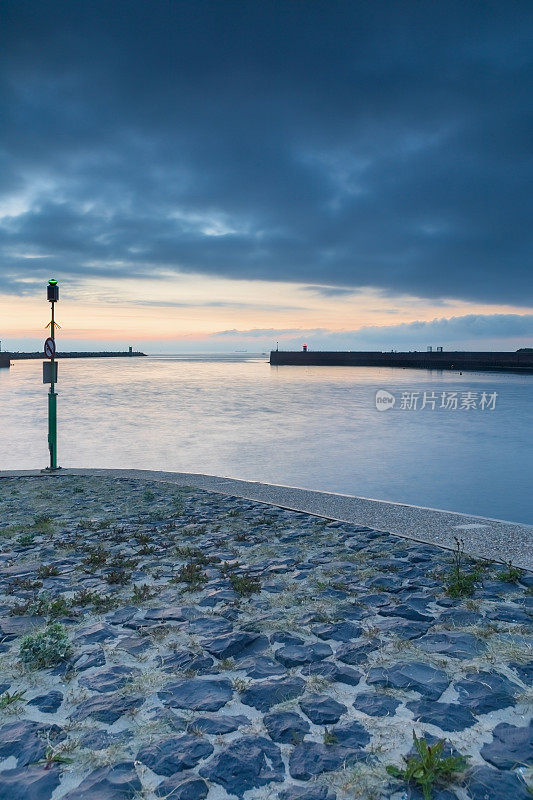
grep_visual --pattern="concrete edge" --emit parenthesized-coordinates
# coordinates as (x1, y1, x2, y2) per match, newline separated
(1, 467, 532, 571)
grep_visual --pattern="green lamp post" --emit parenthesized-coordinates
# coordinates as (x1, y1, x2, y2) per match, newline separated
(45, 279, 59, 470)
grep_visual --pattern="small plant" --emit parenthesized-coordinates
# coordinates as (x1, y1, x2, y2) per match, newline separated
(34, 514, 53, 525)
(497, 560, 524, 583)
(232, 677, 250, 693)
(105, 568, 129, 585)
(72, 589, 117, 612)
(175, 546, 220, 565)
(445, 537, 482, 598)
(41, 746, 74, 768)
(229, 572, 261, 597)
(132, 583, 156, 602)
(10, 593, 72, 619)
(83, 546, 108, 568)
(323, 727, 338, 745)
(37, 564, 60, 578)
(17, 532, 36, 546)
(19, 623, 72, 669)
(386, 732, 469, 800)
(0, 690, 26, 709)
(173, 562, 208, 591)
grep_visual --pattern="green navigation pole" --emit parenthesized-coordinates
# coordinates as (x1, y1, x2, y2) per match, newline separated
(46, 279, 59, 470)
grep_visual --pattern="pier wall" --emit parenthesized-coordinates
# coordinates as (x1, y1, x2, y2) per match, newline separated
(270, 350, 533, 372)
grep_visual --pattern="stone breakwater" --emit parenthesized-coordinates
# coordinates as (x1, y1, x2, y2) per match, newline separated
(0, 476, 531, 800)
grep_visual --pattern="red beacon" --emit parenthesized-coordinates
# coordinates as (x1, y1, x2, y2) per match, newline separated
(302, 343, 308, 351)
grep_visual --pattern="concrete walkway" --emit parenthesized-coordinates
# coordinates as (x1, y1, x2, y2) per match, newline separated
(2, 468, 532, 570)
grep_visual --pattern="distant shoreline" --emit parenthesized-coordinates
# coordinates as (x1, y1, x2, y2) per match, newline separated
(3, 351, 146, 360)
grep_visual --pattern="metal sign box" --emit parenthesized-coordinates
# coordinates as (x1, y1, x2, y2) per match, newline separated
(43, 361, 58, 384)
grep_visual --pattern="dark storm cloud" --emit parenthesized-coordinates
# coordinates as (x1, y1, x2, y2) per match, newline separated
(1, 0, 532, 304)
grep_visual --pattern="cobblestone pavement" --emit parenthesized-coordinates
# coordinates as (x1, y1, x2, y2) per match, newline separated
(0, 476, 531, 799)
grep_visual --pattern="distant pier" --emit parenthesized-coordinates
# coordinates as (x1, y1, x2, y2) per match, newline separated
(0, 351, 146, 367)
(270, 350, 533, 372)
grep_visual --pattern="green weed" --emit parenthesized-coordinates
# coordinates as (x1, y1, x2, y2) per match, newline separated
(497, 561, 524, 583)
(19, 623, 72, 669)
(445, 537, 482, 598)
(386, 732, 469, 800)
(229, 572, 261, 597)
(0, 690, 26, 709)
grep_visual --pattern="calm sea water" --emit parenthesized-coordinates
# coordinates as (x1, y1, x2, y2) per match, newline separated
(1, 354, 532, 524)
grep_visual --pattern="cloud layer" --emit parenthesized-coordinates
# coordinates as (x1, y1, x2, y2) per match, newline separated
(210, 313, 533, 351)
(1, 1, 532, 306)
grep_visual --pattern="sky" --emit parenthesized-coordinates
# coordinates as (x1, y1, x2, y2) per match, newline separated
(1, 0, 532, 353)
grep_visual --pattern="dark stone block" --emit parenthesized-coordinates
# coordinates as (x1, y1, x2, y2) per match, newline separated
(275, 643, 332, 667)
(241, 677, 305, 711)
(27, 691, 63, 713)
(289, 742, 365, 780)
(264, 711, 310, 743)
(330, 719, 370, 748)
(137, 734, 213, 776)
(75, 622, 116, 644)
(73, 692, 144, 723)
(378, 603, 433, 622)
(106, 606, 138, 625)
(438, 609, 482, 627)
(491, 606, 532, 625)
(238, 656, 286, 678)
(366, 576, 403, 592)
(62, 762, 142, 799)
(270, 632, 305, 646)
(407, 700, 477, 731)
(335, 639, 379, 665)
(480, 721, 533, 769)
(79, 665, 141, 693)
(157, 650, 214, 674)
(300, 694, 347, 724)
(0, 764, 61, 800)
(233, 634, 270, 660)
(416, 631, 485, 659)
(144, 606, 190, 621)
(352, 692, 400, 717)
(71, 646, 106, 672)
(367, 662, 449, 700)
(310, 622, 363, 642)
(199, 736, 284, 798)
(187, 617, 233, 636)
(0, 616, 44, 639)
(203, 631, 259, 659)
(454, 672, 519, 714)
(158, 678, 233, 711)
(301, 661, 361, 686)
(0, 720, 60, 767)
(154, 775, 209, 799)
(188, 714, 250, 735)
(466, 766, 531, 800)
